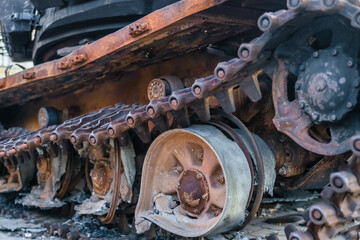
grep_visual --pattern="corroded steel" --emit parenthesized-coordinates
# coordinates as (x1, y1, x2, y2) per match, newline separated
(0, 0, 262, 107)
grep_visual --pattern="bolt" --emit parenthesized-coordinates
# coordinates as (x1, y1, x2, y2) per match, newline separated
(299, 102, 305, 109)
(299, 65, 305, 71)
(89, 137, 96, 145)
(70, 136, 77, 144)
(217, 69, 225, 79)
(289, 0, 300, 7)
(312, 209, 322, 220)
(333, 176, 343, 188)
(313, 51, 319, 58)
(347, 60, 354, 67)
(194, 86, 201, 95)
(353, 138, 360, 151)
(170, 98, 178, 107)
(127, 117, 134, 125)
(240, 48, 249, 59)
(323, 0, 335, 7)
(330, 115, 337, 121)
(294, 82, 301, 90)
(347, 102, 353, 109)
(147, 107, 155, 115)
(261, 17, 270, 29)
(202, 193, 209, 201)
(50, 134, 58, 141)
(196, 173, 202, 180)
(107, 128, 115, 137)
(331, 49, 338, 56)
(312, 114, 319, 121)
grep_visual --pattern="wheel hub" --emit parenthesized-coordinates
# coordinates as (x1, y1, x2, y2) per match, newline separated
(296, 49, 359, 123)
(177, 169, 209, 215)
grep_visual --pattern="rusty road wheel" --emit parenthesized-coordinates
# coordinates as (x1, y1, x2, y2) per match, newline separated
(135, 124, 255, 237)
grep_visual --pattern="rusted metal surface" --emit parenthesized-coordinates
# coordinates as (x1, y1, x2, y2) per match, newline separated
(0, 0, 358, 238)
(0, 0, 262, 108)
(135, 125, 253, 237)
(286, 142, 360, 239)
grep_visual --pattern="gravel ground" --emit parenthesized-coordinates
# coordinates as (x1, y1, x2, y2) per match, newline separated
(0, 190, 320, 239)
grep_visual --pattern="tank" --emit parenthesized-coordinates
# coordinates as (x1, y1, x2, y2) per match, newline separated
(0, 0, 359, 239)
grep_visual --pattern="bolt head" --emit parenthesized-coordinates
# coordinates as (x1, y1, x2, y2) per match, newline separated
(333, 176, 343, 188)
(194, 86, 201, 95)
(240, 48, 250, 59)
(312, 209, 322, 220)
(353, 138, 360, 151)
(147, 107, 155, 115)
(312, 114, 319, 121)
(170, 98, 178, 107)
(108, 128, 115, 136)
(217, 69, 225, 79)
(313, 51, 319, 58)
(127, 117, 134, 125)
(330, 115, 336, 121)
(347, 60, 354, 67)
(289, 0, 300, 7)
(346, 102, 353, 109)
(261, 17, 270, 28)
(331, 49, 338, 56)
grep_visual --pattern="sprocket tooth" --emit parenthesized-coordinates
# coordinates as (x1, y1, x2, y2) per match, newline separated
(237, 73, 262, 102)
(170, 108, 190, 127)
(214, 88, 236, 114)
(133, 124, 151, 144)
(190, 98, 210, 122)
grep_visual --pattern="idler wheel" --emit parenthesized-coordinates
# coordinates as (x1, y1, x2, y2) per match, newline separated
(135, 125, 253, 237)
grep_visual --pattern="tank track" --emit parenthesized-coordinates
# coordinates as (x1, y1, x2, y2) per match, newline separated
(284, 152, 360, 239)
(0, 0, 360, 238)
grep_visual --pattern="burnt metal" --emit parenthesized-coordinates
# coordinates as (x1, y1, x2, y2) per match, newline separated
(38, 107, 60, 128)
(296, 49, 358, 123)
(0, 0, 258, 108)
(177, 169, 209, 215)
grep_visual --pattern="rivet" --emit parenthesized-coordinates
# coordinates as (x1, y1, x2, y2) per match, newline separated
(330, 115, 336, 121)
(313, 51, 319, 58)
(331, 49, 338, 56)
(346, 102, 353, 109)
(347, 60, 354, 67)
(312, 114, 319, 121)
